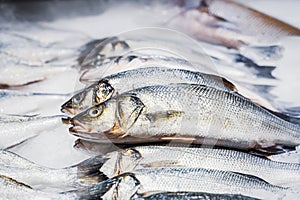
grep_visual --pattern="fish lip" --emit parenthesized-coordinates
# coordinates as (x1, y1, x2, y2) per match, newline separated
(61, 106, 76, 115)
(70, 129, 111, 142)
(61, 117, 72, 124)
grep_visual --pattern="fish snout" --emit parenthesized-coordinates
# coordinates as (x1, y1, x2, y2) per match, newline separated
(69, 118, 91, 133)
(61, 101, 77, 115)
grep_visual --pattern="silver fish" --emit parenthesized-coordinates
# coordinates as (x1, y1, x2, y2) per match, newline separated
(0, 174, 107, 200)
(62, 67, 236, 115)
(0, 115, 63, 149)
(169, 0, 300, 49)
(0, 175, 74, 200)
(0, 150, 106, 190)
(133, 191, 260, 200)
(91, 167, 294, 200)
(99, 146, 300, 186)
(70, 84, 300, 151)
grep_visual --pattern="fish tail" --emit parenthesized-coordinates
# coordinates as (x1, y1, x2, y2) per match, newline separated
(75, 155, 109, 186)
(63, 177, 117, 200)
(234, 54, 276, 79)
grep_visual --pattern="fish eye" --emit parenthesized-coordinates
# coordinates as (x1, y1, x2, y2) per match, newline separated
(73, 92, 85, 104)
(88, 106, 102, 118)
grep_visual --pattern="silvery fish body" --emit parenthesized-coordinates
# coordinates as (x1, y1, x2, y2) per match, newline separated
(133, 191, 259, 200)
(0, 115, 63, 149)
(100, 146, 300, 186)
(62, 67, 235, 115)
(0, 175, 75, 200)
(95, 167, 293, 200)
(0, 150, 105, 190)
(70, 84, 300, 150)
(131, 167, 292, 200)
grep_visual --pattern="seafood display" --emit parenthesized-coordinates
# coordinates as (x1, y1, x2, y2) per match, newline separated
(1, 0, 300, 199)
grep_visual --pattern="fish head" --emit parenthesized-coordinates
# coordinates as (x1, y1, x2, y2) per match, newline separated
(109, 173, 140, 200)
(116, 148, 143, 174)
(70, 99, 117, 134)
(61, 84, 98, 115)
(93, 80, 114, 105)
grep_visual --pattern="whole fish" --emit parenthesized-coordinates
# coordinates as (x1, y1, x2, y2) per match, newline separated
(133, 191, 260, 200)
(70, 84, 300, 151)
(169, 0, 300, 49)
(90, 167, 294, 200)
(62, 67, 236, 115)
(99, 146, 300, 186)
(0, 150, 107, 190)
(79, 50, 276, 84)
(0, 174, 109, 200)
(0, 115, 63, 149)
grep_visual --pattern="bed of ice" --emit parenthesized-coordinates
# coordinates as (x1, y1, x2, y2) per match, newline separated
(1, 0, 300, 171)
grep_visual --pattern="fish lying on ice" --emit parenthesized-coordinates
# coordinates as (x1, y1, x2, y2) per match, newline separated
(0, 174, 107, 200)
(0, 115, 63, 149)
(70, 84, 300, 151)
(89, 167, 295, 200)
(62, 67, 236, 115)
(99, 145, 300, 186)
(0, 150, 107, 190)
(168, 0, 300, 49)
(133, 191, 259, 200)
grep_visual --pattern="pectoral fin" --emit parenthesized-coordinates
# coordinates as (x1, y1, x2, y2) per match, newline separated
(145, 110, 184, 123)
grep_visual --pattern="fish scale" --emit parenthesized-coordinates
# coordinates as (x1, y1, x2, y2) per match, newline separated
(123, 84, 300, 147)
(104, 146, 300, 186)
(131, 167, 292, 200)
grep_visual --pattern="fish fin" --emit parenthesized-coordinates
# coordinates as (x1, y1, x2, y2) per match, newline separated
(221, 77, 238, 92)
(140, 160, 180, 168)
(254, 144, 290, 155)
(0, 175, 32, 189)
(74, 155, 109, 186)
(267, 109, 300, 125)
(234, 54, 276, 79)
(144, 110, 184, 123)
(115, 95, 145, 132)
(231, 172, 270, 184)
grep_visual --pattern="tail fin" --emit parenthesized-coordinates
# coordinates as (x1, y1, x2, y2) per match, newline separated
(234, 54, 276, 79)
(67, 173, 139, 200)
(75, 155, 109, 186)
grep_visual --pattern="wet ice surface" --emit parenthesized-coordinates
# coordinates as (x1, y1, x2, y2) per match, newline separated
(0, 0, 300, 188)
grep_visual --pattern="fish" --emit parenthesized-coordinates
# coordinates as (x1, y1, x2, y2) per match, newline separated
(0, 150, 107, 190)
(79, 52, 277, 84)
(70, 84, 300, 151)
(90, 167, 295, 200)
(62, 67, 236, 115)
(0, 174, 109, 200)
(0, 114, 63, 149)
(133, 191, 260, 200)
(168, 0, 300, 49)
(99, 145, 300, 186)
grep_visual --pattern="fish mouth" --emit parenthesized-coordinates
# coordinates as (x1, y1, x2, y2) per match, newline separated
(61, 117, 72, 124)
(69, 119, 92, 133)
(70, 129, 111, 142)
(61, 106, 77, 115)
